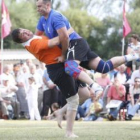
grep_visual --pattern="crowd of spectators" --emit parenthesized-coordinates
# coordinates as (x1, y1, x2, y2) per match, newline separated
(0, 59, 64, 120)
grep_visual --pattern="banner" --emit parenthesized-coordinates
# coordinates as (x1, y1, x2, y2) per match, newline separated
(123, 0, 131, 37)
(1, 0, 11, 39)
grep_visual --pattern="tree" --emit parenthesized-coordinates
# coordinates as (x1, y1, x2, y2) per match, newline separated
(0, 1, 39, 49)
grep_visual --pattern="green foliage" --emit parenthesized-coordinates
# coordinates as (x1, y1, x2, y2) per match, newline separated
(131, 0, 140, 9)
(63, 9, 102, 38)
(128, 9, 140, 35)
(0, 1, 39, 49)
(9, 1, 38, 31)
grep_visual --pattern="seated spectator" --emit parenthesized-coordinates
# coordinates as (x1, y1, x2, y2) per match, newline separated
(129, 66, 140, 85)
(0, 76, 20, 119)
(0, 64, 16, 86)
(112, 64, 130, 101)
(107, 77, 126, 121)
(108, 69, 118, 81)
(0, 92, 13, 119)
(95, 73, 111, 89)
(112, 64, 130, 85)
(126, 77, 140, 120)
(77, 83, 103, 121)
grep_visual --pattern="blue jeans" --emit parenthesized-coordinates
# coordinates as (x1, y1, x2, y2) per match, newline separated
(84, 114, 98, 121)
(109, 102, 125, 119)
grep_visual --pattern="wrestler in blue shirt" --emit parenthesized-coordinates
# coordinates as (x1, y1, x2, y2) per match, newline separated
(37, 9, 81, 40)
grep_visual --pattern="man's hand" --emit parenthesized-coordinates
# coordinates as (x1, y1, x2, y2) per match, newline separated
(48, 84, 56, 89)
(55, 55, 65, 63)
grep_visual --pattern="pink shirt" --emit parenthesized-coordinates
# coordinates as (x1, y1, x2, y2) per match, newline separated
(96, 77, 110, 88)
(107, 85, 126, 101)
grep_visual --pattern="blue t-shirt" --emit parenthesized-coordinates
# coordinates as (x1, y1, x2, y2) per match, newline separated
(43, 70, 51, 82)
(37, 9, 81, 41)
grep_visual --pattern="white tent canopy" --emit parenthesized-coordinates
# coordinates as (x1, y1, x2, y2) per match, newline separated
(0, 49, 36, 60)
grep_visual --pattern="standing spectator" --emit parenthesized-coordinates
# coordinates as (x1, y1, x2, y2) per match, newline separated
(28, 64, 43, 113)
(126, 77, 140, 120)
(26, 75, 41, 121)
(107, 77, 126, 120)
(36, 63, 45, 77)
(41, 70, 59, 118)
(127, 34, 140, 71)
(13, 63, 29, 118)
(26, 59, 33, 67)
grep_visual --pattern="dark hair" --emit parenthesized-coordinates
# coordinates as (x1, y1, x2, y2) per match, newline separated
(51, 103, 59, 110)
(11, 29, 23, 43)
(131, 34, 139, 41)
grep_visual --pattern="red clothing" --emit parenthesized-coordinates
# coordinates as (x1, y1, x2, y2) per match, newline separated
(22, 35, 62, 65)
(107, 85, 126, 101)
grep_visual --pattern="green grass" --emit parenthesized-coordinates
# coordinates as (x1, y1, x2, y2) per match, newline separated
(0, 120, 140, 140)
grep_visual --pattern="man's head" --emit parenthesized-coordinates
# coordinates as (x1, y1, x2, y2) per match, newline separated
(131, 34, 139, 42)
(36, 0, 51, 17)
(11, 28, 33, 43)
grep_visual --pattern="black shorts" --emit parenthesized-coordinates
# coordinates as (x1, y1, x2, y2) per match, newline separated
(75, 80, 87, 89)
(67, 38, 98, 70)
(46, 63, 77, 99)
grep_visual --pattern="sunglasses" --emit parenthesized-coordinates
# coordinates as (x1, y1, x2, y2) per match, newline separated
(135, 81, 140, 83)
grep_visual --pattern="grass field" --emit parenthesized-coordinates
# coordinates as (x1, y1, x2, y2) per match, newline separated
(0, 120, 140, 140)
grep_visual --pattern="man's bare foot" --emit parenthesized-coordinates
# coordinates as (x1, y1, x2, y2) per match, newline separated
(53, 110, 63, 129)
(65, 133, 79, 138)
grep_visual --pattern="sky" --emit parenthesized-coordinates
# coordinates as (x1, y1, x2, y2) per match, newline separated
(0, 0, 131, 20)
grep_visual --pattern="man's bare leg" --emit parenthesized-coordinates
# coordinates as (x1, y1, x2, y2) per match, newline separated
(78, 86, 90, 104)
(65, 94, 79, 138)
(53, 104, 67, 128)
(65, 110, 78, 138)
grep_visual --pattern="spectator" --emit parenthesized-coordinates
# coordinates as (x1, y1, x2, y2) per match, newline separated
(0, 92, 13, 119)
(129, 66, 140, 85)
(0, 65, 16, 86)
(77, 83, 103, 121)
(26, 75, 41, 121)
(26, 59, 33, 67)
(95, 73, 111, 89)
(126, 77, 140, 120)
(28, 64, 43, 113)
(0, 76, 20, 119)
(13, 63, 29, 118)
(107, 77, 126, 121)
(126, 34, 140, 71)
(112, 64, 130, 101)
(112, 64, 130, 85)
(41, 70, 59, 118)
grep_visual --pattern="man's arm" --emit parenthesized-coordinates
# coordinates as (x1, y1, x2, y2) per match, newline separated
(48, 27, 74, 48)
(56, 27, 69, 62)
